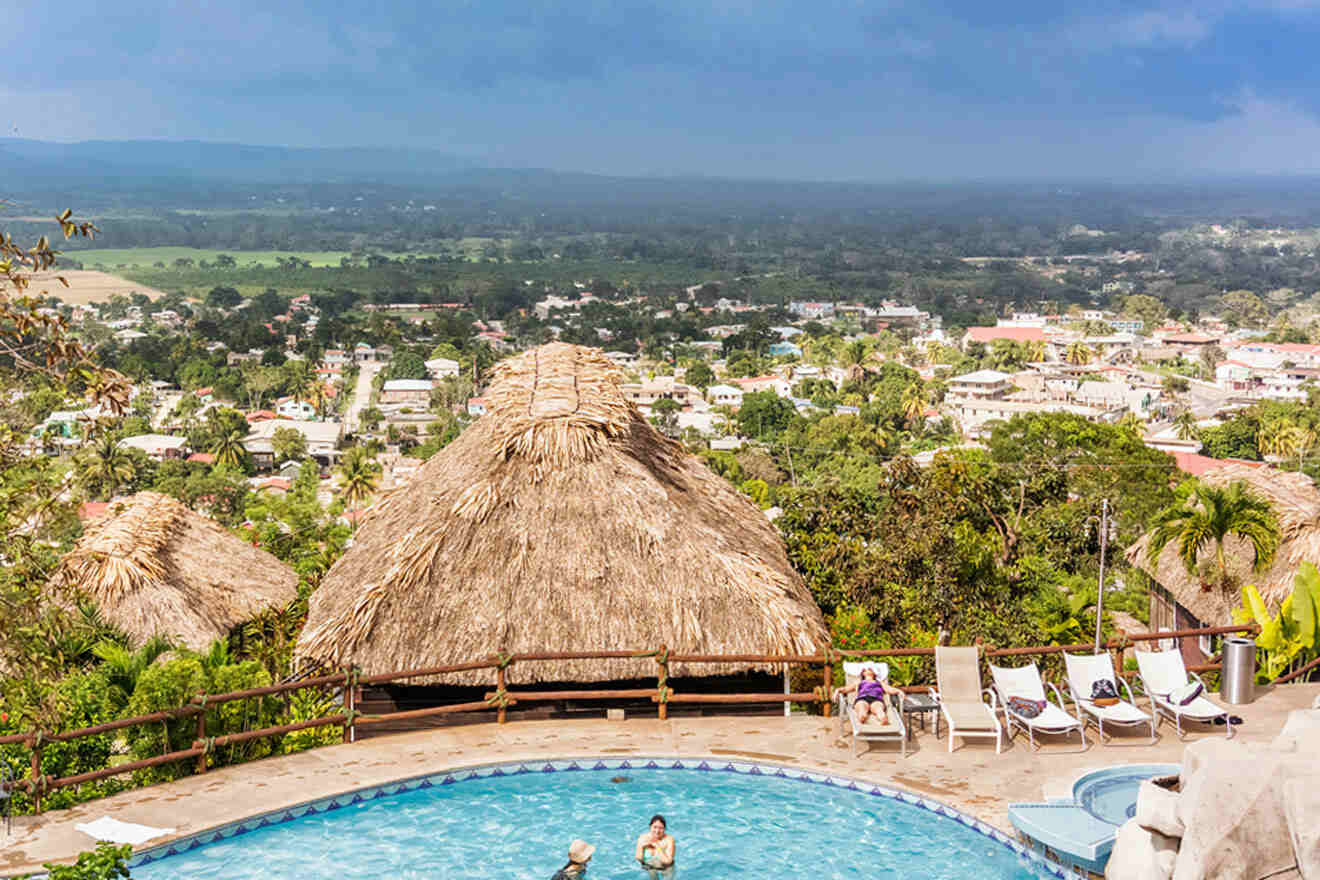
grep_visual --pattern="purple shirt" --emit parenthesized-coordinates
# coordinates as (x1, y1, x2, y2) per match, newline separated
(857, 679, 886, 700)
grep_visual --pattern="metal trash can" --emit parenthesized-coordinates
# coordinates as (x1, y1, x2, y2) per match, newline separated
(1220, 636, 1256, 704)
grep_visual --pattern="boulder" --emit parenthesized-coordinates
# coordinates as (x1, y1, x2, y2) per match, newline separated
(1273, 708, 1320, 752)
(1283, 779, 1320, 879)
(1107, 819, 1178, 880)
(1135, 779, 1184, 839)
(1172, 739, 1317, 879)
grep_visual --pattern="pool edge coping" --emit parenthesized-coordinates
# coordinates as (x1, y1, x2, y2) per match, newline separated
(111, 755, 1082, 880)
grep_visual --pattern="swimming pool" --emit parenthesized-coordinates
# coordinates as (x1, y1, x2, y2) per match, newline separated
(1073, 764, 1179, 826)
(128, 758, 1076, 879)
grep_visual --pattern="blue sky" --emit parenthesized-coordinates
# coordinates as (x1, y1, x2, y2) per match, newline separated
(8, 0, 1320, 180)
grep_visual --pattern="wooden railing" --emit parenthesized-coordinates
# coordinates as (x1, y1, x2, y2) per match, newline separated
(0, 624, 1264, 813)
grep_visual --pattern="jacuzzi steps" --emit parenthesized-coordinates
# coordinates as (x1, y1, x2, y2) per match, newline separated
(1008, 803, 1117, 876)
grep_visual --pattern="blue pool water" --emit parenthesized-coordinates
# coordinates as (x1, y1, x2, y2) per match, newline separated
(1073, 764, 1179, 826)
(131, 761, 1069, 879)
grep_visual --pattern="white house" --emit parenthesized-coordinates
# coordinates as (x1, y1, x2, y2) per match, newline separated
(706, 384, 745, 409)
(242, 419, 341, 467)
(467, 397, 488, 417)
(946, 370, 1013, 401)
(424, 357, 461, 379)
(276, 398, 317, 420)
(117, 433, 188, 461)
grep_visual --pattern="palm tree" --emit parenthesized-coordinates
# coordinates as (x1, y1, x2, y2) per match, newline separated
(1023, 340, 1046, 363)
(1146, 481, 1280, 588)
(901, 383, 927, 426)
(838, 340, 868, 383)
(93, 635, 173, 709)
(211, 429, 246, 470)
(1257, 420, 1306, 462)
(1117, 412, 1144, 434)
(338, 446, 380, 510)
(80, 435, 137, 499)
(306, 382, 329, 419)
(1065, 341, 1093, 365)
(1173, 410, 1199, 442)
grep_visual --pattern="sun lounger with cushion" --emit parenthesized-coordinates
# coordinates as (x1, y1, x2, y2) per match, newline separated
(932, 646, 1002, 753)
(837, 661, 906, 757)
(1135, 649, 1232, 739)
(989, 662, 1087, 752)
(1063, 652, 1157, 744)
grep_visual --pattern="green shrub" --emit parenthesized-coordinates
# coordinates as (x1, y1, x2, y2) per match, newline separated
(35, 842, 132, 879)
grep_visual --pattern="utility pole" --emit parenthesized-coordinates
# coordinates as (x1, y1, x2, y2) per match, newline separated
(1095, 498, 1109, 652)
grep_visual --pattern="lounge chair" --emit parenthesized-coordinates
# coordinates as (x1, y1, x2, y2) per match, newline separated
(1135, 649, 1232, 739)
(1063, 652, 1157, 744)
(837, 661, 907, 757)
(932, 646, 1002, 753)
(988, 662, 1087, 752)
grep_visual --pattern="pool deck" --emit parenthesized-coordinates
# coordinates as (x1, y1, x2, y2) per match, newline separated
(3, 683, 1316, 876)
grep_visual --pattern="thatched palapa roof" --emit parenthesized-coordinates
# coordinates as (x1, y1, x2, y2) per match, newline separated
(1127, 463, 1320, 625)
(296, 342, 827, 684)
(52, 491, 299, 650)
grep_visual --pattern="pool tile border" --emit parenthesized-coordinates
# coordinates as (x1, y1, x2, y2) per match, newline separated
(126, 757, 1082, 879)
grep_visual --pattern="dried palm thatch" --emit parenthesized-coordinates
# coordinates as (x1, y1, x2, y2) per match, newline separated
(297, 342, 827, 684)
(52, 491, 298, 650)
(1127, 463, 1320, 625)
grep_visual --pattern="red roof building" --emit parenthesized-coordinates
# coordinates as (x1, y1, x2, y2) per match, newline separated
(964, 326, 1047, 344)
(1172, 453, 1264, 477)
(187, 452, 216, 464)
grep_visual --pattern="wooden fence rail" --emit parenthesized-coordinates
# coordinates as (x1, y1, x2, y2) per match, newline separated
(0, 623, 1273, 813)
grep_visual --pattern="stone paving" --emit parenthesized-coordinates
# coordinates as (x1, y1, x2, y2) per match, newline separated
(2, 683, 1316, 876)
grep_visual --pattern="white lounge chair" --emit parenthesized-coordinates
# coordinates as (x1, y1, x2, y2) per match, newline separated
(1135, 649, 1232, 739)
(932, 646, 1002, 753)
(837, 661, 907, 757)
(1063, 652, 1157, 744)
(989, 662, 1087, 752)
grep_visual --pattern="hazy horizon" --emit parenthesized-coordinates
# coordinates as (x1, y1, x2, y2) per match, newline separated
(9, 1, 1320, 182)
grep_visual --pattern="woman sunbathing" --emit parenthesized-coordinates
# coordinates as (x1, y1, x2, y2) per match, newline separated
(837, 666, 902, 724)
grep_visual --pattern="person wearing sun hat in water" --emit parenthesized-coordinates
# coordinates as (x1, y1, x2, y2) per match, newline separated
(551, 839, 596, 879)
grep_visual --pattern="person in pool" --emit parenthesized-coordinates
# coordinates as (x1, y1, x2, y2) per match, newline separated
(836, 665, 902, 724)
(635, 814, 675, 875)
(551, 840, 595, 879)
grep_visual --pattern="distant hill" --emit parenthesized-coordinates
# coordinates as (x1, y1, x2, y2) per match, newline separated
(0, 138, 473, 185)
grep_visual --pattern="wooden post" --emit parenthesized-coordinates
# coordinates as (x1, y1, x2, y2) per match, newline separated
(657, 644, 668, 721)
(29, 732, 43, 814)
(195, 709, 208, 774)
(822, 652, 833, 718)
(496, 665, 507, 725)
(342, 669, 356, 744)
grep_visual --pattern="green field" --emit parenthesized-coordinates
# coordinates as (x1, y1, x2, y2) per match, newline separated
(67, 242, 505, 270)
(68, 248, 363, 269)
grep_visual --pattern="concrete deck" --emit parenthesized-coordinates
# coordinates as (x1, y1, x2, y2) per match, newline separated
(3, 683, 1316, 876)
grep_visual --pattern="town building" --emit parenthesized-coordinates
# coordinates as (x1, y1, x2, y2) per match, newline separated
(117, 433, 189, 461)
(380, 379, 434, 405)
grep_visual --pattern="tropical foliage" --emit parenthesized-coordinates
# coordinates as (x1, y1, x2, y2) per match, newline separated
(1233, 563, 1320, 683)
(1146, 481, 1279, 588)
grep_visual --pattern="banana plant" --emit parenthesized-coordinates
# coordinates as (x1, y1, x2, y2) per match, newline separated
(1233, 562, 1320, 682)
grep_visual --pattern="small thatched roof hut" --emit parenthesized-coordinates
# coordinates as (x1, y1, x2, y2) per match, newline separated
(52, 491, 299, 650)
(297, 343, 827, 684)
(1127, 463, 1320, 625)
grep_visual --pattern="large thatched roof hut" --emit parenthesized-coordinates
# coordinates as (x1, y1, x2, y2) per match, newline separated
(52, 491, 299, 650)
(1127, 463, 1320, 630)
(297, 343, 827, 684)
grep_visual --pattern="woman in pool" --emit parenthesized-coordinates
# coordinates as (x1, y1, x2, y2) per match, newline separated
(635, 814, 676, 876)
(551, 839, 595, 879)
(837, 665, 902, 724)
